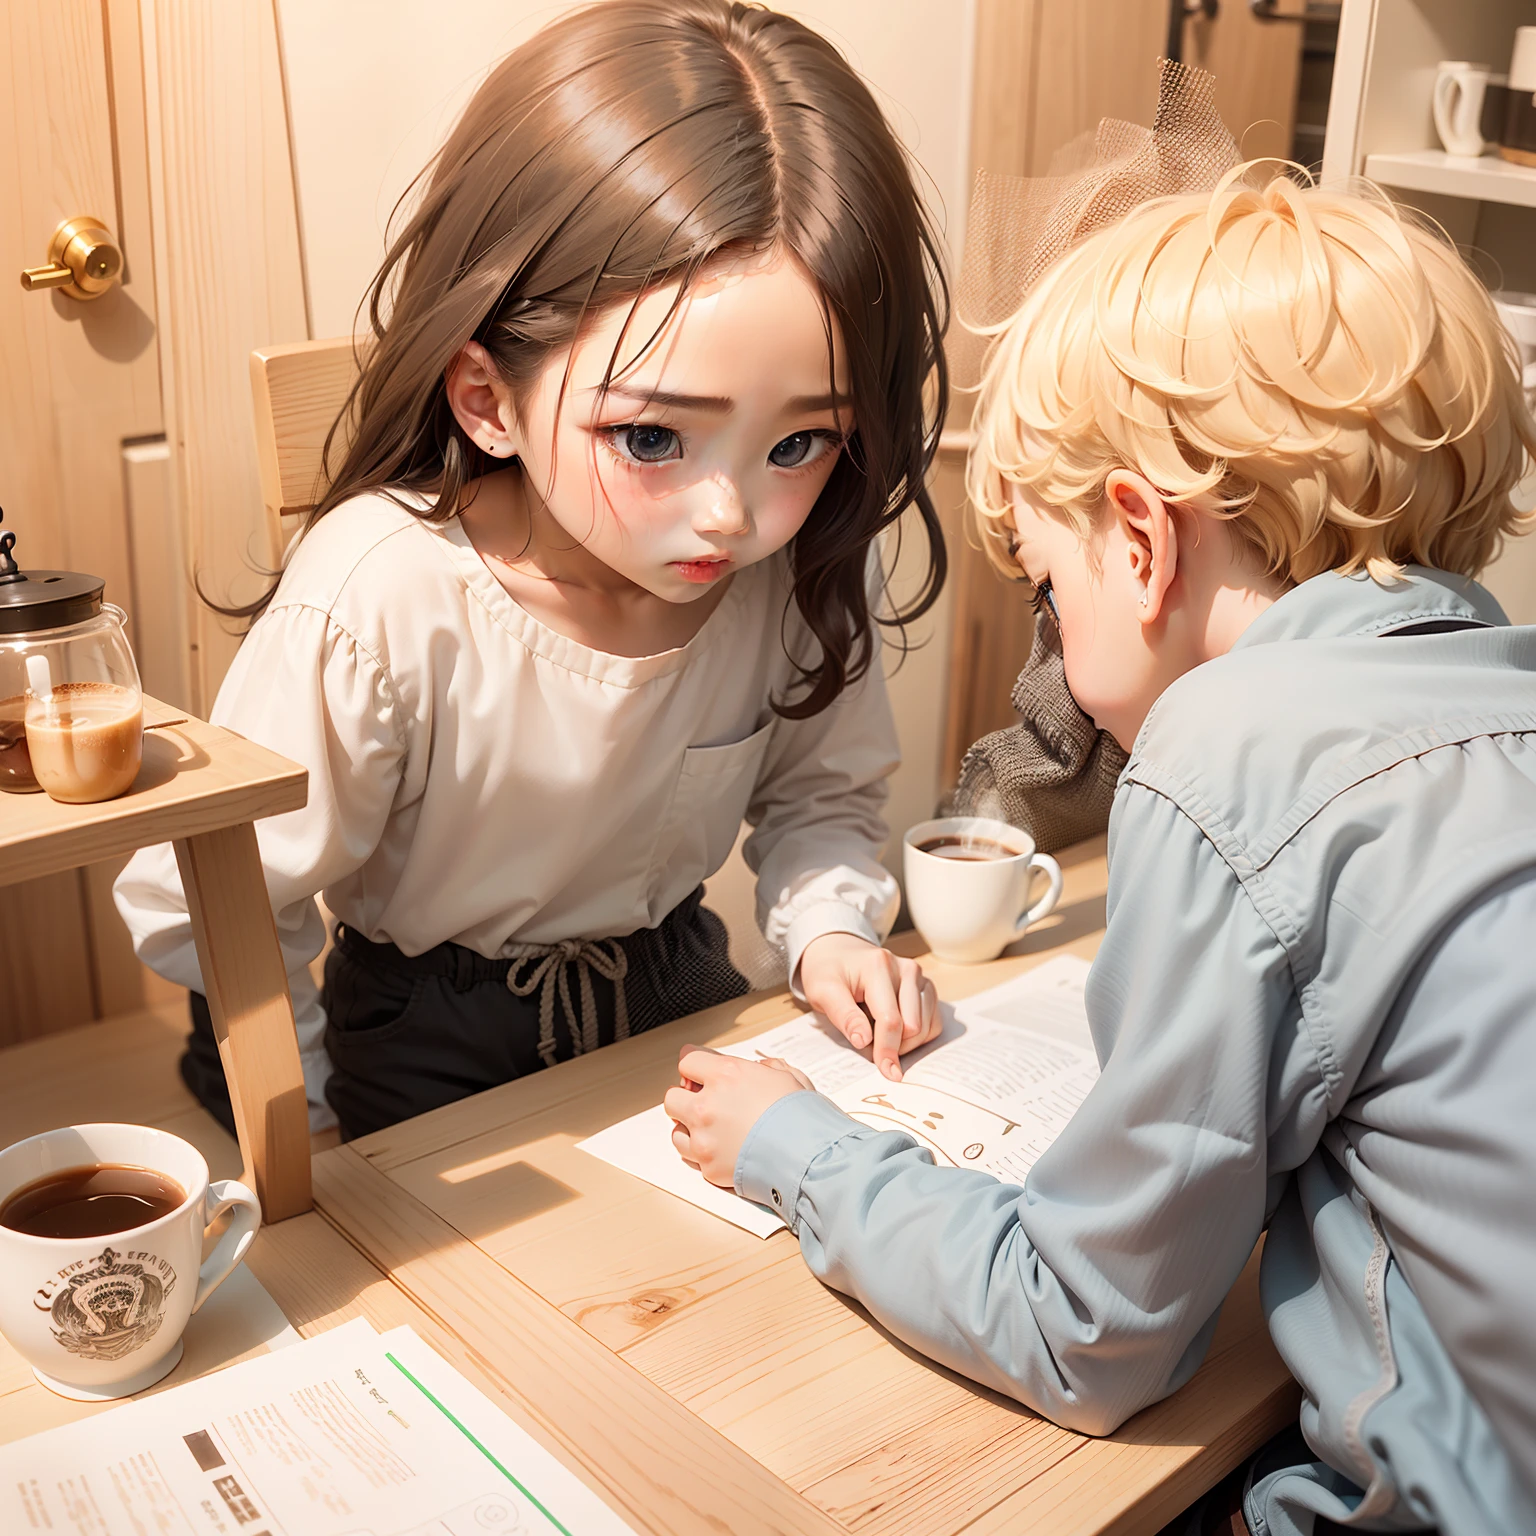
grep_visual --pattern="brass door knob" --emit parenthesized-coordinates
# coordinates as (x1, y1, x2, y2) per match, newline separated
(20, 216, 123, 300)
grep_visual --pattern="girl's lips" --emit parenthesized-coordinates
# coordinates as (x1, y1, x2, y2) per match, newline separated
(670, 557, 732, 584)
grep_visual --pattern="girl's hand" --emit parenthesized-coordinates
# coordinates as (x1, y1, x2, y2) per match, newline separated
(798, 933, 941, 1080)
(664, 1048, 813, 1187)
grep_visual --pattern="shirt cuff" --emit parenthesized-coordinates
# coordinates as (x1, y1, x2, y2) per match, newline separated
(735, 1089, 868, 1231)
(784, 900, 883, 1000)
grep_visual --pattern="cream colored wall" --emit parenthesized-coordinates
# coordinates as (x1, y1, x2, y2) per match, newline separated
(274, 1, 975, 970)
(277, 1, 974, 335)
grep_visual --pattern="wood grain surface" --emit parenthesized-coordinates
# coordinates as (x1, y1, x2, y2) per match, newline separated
(138, 0, 310, 712)
(250, 336, 360, 523)
(314, 1147, 848, 1536)
(176, 821, 312, 1220)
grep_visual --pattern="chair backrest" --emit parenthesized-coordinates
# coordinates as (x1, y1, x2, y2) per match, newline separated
(249, 337, 360, 552)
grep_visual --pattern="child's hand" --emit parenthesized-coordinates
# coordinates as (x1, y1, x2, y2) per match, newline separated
(664, 1048, 813, 1187)
(798, 933, 940, 1080)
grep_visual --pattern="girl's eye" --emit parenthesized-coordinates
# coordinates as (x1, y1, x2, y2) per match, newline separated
(608, 425, 682, 464)
(768, 430, 840, 470)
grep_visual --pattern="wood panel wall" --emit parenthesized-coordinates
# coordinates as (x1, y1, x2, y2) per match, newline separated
(941, 0, 1167, 784)
(1182, 3, 1303, 163)
(140, 0, 310, 716)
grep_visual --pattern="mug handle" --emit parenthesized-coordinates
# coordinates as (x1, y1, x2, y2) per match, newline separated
(193, 1179, 262, 1314)
(1432, 67, 1462, 152)
(1013, 853, 1064, 936)
(1433, 68, 1484, 155)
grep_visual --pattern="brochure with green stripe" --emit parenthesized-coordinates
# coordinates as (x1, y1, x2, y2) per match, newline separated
(0, 1315, 635, 1536)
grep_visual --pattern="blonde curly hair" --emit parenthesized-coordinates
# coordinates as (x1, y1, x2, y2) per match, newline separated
(967, 165, 1536, 585)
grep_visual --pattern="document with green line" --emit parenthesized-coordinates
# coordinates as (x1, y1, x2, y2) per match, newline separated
(0, 1316, 636, 1535)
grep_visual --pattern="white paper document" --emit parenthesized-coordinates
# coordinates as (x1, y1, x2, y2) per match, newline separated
(0, 1317, 636, 1536)
(578, 954, 1099, 1237)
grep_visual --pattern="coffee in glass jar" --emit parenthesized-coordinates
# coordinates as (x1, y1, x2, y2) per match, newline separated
(25, 681, 143, 803)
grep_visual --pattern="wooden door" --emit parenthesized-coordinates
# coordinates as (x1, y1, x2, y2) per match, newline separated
(942, 0, 1168, 782)
(1183, 0, 1305, 162)
(1, 0, 183, 1038)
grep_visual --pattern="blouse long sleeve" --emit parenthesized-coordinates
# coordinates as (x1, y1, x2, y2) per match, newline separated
(735, 784, 1309, 1431)
(744, 653, 903, 986)
(113, 604, 406, 1128)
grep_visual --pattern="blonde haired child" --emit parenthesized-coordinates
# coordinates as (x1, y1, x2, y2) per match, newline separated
(669, 168, 1536, 1536)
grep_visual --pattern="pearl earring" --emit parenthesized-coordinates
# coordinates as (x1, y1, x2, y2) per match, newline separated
(1139, 592, 1148, 606)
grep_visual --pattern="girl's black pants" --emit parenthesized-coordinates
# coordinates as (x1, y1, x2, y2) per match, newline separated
(181, 888, 748, 1142)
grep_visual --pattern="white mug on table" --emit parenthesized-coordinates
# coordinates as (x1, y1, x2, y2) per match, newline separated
(0, 1123, 260, 1400)
(1433, 61, 1491, 158)
(903, 816, 1064, 964)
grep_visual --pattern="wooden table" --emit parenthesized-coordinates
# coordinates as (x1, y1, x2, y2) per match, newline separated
(302, 837, 1301, 1536)
(0, 836, 1298, 1533)
(0, 696, 312, 1219)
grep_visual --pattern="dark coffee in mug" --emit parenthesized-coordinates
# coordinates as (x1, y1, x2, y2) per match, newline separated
(915, 835, 1016, 862)
(0, 1164, 187, 1239)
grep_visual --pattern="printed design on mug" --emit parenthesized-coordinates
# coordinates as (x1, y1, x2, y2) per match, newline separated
(46, 1246, 172, 1361)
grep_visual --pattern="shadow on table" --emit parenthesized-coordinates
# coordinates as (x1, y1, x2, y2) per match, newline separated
(430, 1148, 581, 1223)
(1001, 892, 1108, 957)
(132, 726, 210, 792)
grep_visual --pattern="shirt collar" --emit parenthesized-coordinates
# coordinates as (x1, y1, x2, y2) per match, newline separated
(1230, 566, 1509, 651)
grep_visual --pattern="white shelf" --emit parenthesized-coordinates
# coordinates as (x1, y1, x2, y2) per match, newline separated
(1364, 149, 1536, 208)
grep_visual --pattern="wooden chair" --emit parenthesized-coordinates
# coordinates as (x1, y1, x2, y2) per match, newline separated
(250, 338, 362, 545)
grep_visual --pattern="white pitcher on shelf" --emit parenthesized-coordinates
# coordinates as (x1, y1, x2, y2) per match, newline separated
(1433, 60, 1490, 159)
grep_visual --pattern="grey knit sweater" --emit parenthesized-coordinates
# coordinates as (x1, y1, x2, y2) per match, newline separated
(944, 612, 1126, 853)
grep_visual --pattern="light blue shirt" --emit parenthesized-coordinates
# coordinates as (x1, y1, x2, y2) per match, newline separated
(736, 568, 1536, 1536)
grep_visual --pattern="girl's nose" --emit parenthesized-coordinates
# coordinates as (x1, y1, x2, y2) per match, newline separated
(694, 477, 751, 537)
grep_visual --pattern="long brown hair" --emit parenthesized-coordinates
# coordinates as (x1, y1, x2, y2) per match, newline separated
(272, 0, 948, 716)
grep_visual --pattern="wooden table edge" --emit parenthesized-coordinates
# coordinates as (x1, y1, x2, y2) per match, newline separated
(0, 702, 307, 888)
(312, 1143, 850, 1536)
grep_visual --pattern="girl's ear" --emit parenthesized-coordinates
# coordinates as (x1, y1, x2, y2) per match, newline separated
(1104, 468, 1177, 626)
(445, 342, 516, 459)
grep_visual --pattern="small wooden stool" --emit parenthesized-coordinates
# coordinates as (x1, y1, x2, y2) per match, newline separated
(0, 699, 311, 1220)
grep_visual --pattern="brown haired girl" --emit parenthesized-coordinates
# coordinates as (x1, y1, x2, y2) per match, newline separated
(115, 0, 948, 1140)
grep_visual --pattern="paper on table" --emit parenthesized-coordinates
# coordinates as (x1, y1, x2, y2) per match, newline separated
(0, 1315, 636, 1535)
(577, 954, 1098, 1237)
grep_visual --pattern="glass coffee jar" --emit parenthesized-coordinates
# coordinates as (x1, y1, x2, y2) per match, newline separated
(0, 509, 144, 803)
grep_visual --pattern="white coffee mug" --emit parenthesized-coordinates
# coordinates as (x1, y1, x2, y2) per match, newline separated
(903, 816, 1064, 964)
(0, 1124, 260, 1400)
(1433, 61, 1491, 158)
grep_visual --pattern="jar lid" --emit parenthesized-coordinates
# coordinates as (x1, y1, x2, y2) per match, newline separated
(0, 508, 105, 637)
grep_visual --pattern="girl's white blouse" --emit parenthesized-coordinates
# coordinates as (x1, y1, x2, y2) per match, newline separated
(114, 494, 901, 1127)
